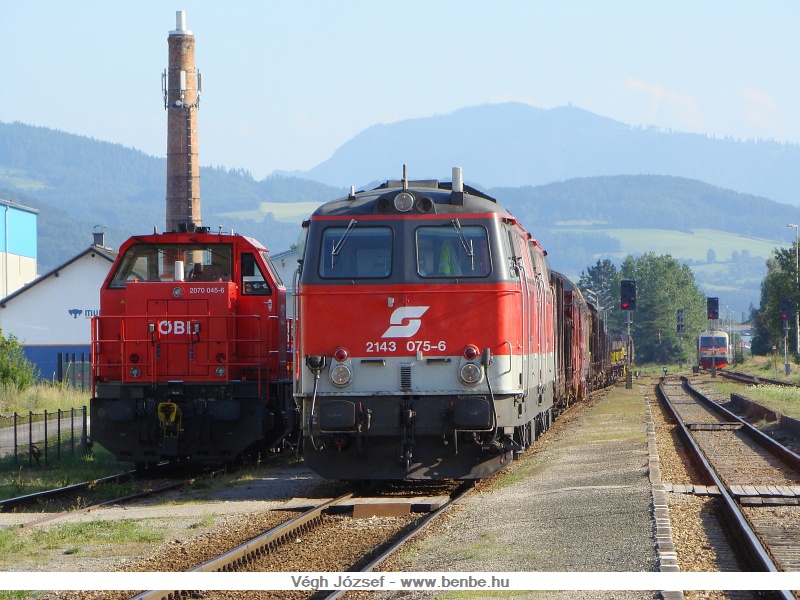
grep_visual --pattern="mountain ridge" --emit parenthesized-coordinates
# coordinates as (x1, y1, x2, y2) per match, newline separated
(2, 104, 799, 315)
(293, 102, 800, 206)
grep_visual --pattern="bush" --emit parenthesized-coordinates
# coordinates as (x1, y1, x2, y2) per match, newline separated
(0, 329, 38, 390)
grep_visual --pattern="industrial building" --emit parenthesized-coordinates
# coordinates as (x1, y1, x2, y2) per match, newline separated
(0, 231, 116, 382)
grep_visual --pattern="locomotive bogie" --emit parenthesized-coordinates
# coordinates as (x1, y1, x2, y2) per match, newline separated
(301, 392, 551, 480)
(91, 383, 266, 464)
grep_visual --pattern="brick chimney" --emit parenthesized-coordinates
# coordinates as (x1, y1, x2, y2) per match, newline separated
(163, 10, 201, 232)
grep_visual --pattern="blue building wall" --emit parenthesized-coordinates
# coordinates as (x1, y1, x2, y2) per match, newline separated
(2, 203, 37, 259)
(23, 344, 91, 384)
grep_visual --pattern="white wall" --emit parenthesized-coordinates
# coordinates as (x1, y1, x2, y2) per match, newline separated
(0, 251, 112, 345)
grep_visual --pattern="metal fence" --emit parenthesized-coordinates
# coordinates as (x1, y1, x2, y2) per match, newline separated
(57, 352, 92, 392)
(0, 407, 89, 466)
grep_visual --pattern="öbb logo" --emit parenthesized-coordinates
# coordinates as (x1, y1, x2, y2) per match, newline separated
(381, 306, 429, 338)
(158, 320, 195, 335)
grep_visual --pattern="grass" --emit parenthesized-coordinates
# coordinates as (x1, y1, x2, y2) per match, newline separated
(557, 227, 779, 263)
(0, 519, 163, 568)
(0, 445, 134, 503)
(0, 381, 89, 416)
(220, 200, 324, 224)
(702, 379, 800, 420)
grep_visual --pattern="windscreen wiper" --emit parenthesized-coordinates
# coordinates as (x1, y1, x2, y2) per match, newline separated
(451, 218, 475, 271)
(331, 219, 358, 269)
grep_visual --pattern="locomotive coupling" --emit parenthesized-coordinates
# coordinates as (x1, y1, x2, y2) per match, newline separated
(157, 401, 183, 434)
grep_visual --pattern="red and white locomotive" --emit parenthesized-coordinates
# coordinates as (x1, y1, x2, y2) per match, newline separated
(294, 167, 614, 480)
(697, 330, 730, 370)
(90, 226, 296, 468)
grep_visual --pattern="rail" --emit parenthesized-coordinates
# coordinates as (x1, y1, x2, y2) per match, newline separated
(320, 481, 474, 600)
(129, 492, 356, 600)
(658, 376, 798, 598)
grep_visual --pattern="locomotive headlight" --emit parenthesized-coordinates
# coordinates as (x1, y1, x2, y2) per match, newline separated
(463, 345, 479, 361)
(459, 363, 483, 385)
(329, 364, 352, 386)
(393, 192, 414, 212)
(215, 366, 226, 377)
(129, 367, 141, 378)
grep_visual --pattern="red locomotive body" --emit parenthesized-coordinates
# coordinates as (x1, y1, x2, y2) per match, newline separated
(295, 171, 557, 480)
(91, 228, 296, 467)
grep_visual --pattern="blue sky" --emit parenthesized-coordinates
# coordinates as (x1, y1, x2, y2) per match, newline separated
(2, 1, 798, 180)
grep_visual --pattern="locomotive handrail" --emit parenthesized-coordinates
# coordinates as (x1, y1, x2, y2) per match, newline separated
(91, 313, 279, 396)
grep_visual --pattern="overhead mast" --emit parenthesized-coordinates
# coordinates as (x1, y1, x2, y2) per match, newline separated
(163, 10, 202, 233)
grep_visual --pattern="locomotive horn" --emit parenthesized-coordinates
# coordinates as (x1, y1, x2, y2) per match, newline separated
(306, 354, 327, 372)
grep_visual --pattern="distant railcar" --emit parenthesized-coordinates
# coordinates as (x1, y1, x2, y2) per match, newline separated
(697, 330, 729, 369)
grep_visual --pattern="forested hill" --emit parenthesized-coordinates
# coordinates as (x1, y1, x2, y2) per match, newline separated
(0, 120, 797, 314)
(494, 175, 798, 241)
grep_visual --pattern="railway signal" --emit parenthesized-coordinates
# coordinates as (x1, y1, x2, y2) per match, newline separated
(676, 309, 685, 333)
(706, 297, 719, 320)
(620, 280, 636, 311)
(781, 298, 792, 326)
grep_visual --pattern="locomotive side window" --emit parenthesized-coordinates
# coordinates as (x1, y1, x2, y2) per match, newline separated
(241, 252, 272, 295)
(319, 226, 393, 279)
(416, 225, 490, 278)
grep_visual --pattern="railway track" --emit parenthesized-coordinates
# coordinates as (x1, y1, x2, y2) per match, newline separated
(720, 369, 798, 388)
(1, 465, 219, 528)
(0, 468, 140, 513)
(658, 376, 800, 598)
(128, 481, 473, 600)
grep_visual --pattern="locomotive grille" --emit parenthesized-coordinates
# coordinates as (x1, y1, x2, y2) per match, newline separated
(400, 364, 412, 390)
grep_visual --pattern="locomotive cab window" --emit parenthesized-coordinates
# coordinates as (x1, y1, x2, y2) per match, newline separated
(416, 224, 490, 278)
(109, 243, 233, 288)
(700, 336, 727, 347)
(319, 225, 393, 279)
(241, 252, 272, 295)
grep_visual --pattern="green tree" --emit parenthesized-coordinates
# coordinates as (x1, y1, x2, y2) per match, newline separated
(578, 258, 618, 313)
(0, 329, 38, 390)
(618, 253, 707, 364)
(750, 245, 798, 357)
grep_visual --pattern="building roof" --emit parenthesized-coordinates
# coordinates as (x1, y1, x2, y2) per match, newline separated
(0, 244, 118, 308)
(0, 198, 38, 215)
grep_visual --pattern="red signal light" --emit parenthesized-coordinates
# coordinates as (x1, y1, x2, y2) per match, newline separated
(333, 347, 349, 362)
(463, 345, 479, 360)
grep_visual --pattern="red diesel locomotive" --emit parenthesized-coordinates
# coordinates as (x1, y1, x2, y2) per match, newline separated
(294, 167, 617, 480)
(91, 227, 296, 468)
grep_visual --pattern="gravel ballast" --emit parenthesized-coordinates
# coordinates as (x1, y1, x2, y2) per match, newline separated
(4, 375, 783, 600)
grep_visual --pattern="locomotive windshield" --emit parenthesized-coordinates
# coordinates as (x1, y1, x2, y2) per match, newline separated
(319, 226, 393, 279)
(109, 243, 233, 288)
(699, 335, 727, 347)
(416, 224, 490, 277)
